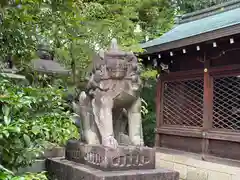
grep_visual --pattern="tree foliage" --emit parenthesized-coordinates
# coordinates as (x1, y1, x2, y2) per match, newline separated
(141, 78, 157, 147)
(0, 0, 175, 80)
(175, 0, 229, 13)
(0, 171, 48, 180)
(0, 76, 78, 171)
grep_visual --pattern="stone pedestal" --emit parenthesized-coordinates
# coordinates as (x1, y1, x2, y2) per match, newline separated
(65, 140, 155, 171)
(46, 140, 179, 180)
(47, 158, 179, 180)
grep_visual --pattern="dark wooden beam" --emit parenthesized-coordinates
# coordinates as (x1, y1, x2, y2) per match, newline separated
(209, 64, 240, 76)
(207, 130, 240, 143)
(156, 127, 240, 143)
(156, 126, 202, 138)
(155, 77, 163, 147)
(202, 53, 214, 159)
(161, 69, 203, 81)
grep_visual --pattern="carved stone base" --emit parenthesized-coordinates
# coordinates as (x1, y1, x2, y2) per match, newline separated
(47, 157, 179, 180)
(65, 140, 155, 171)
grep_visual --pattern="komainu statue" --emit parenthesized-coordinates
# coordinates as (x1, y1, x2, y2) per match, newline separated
(75, 38, 143, 149)
(47, 39, 179, 178)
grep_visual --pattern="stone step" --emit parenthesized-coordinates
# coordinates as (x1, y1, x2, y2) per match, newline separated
(46, 157, 179, 180)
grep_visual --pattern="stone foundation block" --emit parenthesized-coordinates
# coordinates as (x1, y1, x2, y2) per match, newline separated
(186, 167, 208, 180)
(47, 157, 179, 180)
(174, 163, 187, 179)
(65, 140, 155, 171)
(208, 171, 231, 180)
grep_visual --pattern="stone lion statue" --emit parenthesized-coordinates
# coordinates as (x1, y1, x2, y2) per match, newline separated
(73, 39, 143, 149)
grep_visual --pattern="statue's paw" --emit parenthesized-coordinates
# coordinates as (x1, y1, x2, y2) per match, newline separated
(119, 133, 133, 145)
(132, 137, 144, 146)
(103, 136, 118, 149)
(140, 139, 145, 146)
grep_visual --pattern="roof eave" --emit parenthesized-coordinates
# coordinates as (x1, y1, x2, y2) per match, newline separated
(141, 23, 240, 55)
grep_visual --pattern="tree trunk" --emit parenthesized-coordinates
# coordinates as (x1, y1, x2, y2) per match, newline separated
(70, 42, 76, 84)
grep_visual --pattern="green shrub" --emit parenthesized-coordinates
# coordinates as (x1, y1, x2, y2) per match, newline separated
(0, 170, 48, 180)
(0, 76, 78, 171)
(141, 79, 156, 147)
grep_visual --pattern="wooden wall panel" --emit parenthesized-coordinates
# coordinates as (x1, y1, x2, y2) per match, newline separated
(160, 134, 202, 154)
(209, 139, 240, 160)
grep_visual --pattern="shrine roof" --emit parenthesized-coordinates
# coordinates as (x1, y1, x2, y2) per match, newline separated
(141, 0, 240, 53)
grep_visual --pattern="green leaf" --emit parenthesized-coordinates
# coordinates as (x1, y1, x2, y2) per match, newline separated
(12, 177, 25, 180)
(23, 134, 31, 146)
(0, 173, 9, 180)
(2, 130, 9, 138)
(2, 105, 11, 125)
(32, 126, 40, 135)
(3, 115, 11, 125)
(8, 126, 21, 133)
(0, 164, 14, 174)
(2, 105, 10, 116)
(44, 131, 50, 140)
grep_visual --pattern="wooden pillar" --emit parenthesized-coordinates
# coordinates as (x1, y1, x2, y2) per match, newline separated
(155, 76, 164, 147)
(202, 54, 213, 158)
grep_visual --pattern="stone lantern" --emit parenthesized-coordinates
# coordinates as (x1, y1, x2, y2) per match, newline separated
(31, 44, 71, 75)
(0, 55, 26, 80)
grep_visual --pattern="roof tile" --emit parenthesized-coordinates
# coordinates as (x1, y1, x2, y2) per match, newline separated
(141, 7, 240, 49)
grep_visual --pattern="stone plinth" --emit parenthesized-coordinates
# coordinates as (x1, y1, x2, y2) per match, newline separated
(47, 157, 179, 180)
(47, 140, 179, 180)
(65, 140, 155, 171)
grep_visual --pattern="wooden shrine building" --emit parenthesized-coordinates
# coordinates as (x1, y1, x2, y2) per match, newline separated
(140, 0, 240, 163)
